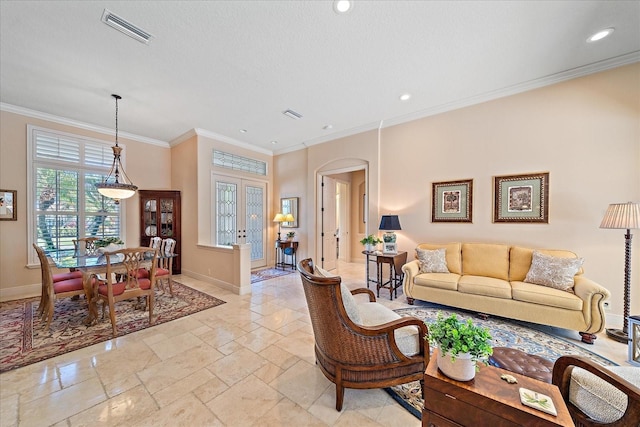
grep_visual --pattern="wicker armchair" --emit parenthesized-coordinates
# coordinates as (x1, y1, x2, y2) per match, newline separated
(297, 258, 429, 411)
(552, 355, 640, 427)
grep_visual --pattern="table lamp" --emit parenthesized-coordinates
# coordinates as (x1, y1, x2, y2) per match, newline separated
(600, 201, 640, 343)
(273, 213, 285, 241)
(379, 215, 401, 254)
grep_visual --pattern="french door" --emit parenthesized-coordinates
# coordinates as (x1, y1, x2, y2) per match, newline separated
(212, 174, 267, 269)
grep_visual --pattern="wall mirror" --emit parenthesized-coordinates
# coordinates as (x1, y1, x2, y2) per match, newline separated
(281, 197, 299, 228)
(0, 189, 17, 221)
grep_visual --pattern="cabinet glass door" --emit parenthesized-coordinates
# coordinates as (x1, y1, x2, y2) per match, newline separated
(160, 198, 174, 238)
(144, 199, 157, 236)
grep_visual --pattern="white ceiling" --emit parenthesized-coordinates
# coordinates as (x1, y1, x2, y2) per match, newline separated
(1, 1, 639, 154)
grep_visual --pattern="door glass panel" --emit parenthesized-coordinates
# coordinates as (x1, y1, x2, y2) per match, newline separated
(144, 199, 157, 236)
(160, 198, 174, 237)
(216, 181, 237, 246)
(245, 184, 264, 261)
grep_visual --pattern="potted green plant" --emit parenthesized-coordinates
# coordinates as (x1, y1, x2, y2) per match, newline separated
(286, 231, 296, 241)
(426, 313, 493, 381)
(359, 234, 382, 252)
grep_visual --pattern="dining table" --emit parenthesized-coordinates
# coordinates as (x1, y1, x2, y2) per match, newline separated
(51, 249, 176, 326)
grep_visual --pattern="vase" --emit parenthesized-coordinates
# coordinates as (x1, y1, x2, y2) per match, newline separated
(437, 350, 476, 381)
(365, 244, 375, 252)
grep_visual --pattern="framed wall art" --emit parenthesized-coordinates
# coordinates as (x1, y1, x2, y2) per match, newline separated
(493, 172, 549, 223)
(432, 179, 473, 223)
(0, 189, 17, 221)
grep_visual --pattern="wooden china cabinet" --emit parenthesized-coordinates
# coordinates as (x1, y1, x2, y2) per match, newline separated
(139, 190, 181, 274)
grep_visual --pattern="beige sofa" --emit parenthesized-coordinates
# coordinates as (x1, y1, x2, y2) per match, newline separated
(402, 243, 611, 344)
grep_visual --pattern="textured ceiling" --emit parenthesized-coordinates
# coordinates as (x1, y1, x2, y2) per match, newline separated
(1, 1, 639, 154)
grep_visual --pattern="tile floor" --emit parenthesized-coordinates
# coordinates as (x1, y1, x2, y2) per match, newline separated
(0, 261, 631, 427)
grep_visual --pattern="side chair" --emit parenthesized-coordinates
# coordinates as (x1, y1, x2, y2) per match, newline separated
(297, 258, 429, 411)
(137, 237, 175, 296)
(33, 244, 85, 329)
(93, 247, 158, 336)
(552, 355, 640, 426)
(72, 237, 99, 255)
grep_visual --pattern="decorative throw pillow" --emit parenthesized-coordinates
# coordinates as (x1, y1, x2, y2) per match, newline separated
(524, 250, 584, 292)
(314, 266, 361, 324)
(416, 248, 449, 274)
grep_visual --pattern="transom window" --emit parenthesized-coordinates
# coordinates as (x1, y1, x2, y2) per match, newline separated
(27, 125, 124, 264)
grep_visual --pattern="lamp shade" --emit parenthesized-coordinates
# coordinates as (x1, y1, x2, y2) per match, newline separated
(600, 202, 640, 229)
(283, 213, 295, 222)
(379, 215, 401, 231)
(273, 213, 285, 222)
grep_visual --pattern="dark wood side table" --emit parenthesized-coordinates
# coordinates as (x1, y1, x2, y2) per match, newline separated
(362, 250, 407, 300)
(422, 349, 572, 427)
(275, 240, 298, 270)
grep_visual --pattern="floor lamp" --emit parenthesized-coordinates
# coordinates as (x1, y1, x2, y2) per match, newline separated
(600, 201, 640, 343)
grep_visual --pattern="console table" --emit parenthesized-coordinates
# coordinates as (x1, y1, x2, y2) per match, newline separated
(422, 349, 572, 427)
(275, 240, 298, 270)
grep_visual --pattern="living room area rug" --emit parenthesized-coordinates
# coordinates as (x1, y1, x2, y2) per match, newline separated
(387, 305, 617, 420)
(0, 281, 225, 373)
(251, 267, 295, 283)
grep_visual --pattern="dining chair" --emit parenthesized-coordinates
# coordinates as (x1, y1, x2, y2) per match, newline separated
(33, 244, 86, 329)
(93, 247, 158, 336)
(155, 238, 176, 296)
(72, 237, 99, 255)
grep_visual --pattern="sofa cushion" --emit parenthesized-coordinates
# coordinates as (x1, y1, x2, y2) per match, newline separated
(414, 273, 460, 290)
(357, 302, 420, 356)
(510, 246, 583, 282)
(462, 243, 510, 280)
(511, 281, 583, 311)
(524, 250, 584, 292)
(416, 243, 461, 274)
(458, 275, 512, 299)
(569, 366, 640, 423)
(416, 248, 449, 273)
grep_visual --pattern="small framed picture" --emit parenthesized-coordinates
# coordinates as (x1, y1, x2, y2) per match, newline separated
(0, 189, 17, 221)
(383, 242, 397, 254)
(432, 179, 473, 223)
(493, 172, 549, 223)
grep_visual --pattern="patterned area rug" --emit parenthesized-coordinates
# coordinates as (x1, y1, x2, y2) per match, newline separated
(387, 305, 617, 419)
(251, 267, 295, 283)
(0, 281, 225, 373)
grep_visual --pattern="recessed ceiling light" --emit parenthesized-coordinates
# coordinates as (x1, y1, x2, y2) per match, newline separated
(399, 93, 411, 101)
(333, 0, 352, 14)
(323, 124, 333, 130)
(239, 129, 247, 133)
(271, 140, 278, 145)
(587, 28, 614, 43)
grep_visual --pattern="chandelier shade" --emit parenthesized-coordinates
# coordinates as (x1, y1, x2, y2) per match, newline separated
(96, 94, 138, 204)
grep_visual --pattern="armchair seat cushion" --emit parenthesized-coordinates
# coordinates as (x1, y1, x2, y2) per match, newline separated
(357, 302, 420, 356)
(569, 366, 640, 423)
(53, 270, 83, 282)
(98, 278, 152, 296)
(52, 277, 84, 293)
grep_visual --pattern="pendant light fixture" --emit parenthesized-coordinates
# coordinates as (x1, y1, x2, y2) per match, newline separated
(96, 94, 138, 204)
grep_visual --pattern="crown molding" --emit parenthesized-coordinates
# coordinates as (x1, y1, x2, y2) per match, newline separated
(192, 128, 274, 156)
(0, 102, 169, 147)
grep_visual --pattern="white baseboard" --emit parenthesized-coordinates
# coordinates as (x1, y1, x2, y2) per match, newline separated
(0, 283, 41, 302)
(180, 269, 248, 295)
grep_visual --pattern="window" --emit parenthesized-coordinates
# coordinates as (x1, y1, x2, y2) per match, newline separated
(28, 126, 123, 263)
(212, 150, 267, 176)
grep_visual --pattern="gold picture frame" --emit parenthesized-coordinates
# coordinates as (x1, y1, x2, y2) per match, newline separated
(493, 172, 549, 223)
(0, 189, 17, 221)
(432, 179, 473, 223)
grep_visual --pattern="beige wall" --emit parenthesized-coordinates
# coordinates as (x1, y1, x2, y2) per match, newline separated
(0, 110, 171, 298)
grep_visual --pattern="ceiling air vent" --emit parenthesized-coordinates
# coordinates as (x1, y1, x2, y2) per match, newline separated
(283, 109, 303, 120)
(101, 9, 153, 44)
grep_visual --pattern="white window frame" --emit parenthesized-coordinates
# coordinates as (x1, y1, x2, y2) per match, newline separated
(27, 125, 128, 266)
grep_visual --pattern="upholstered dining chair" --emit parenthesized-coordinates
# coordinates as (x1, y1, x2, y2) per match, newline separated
(33, 244, 85, 329)
(72, 237, 99, 255)
(552, 355, 640, 426)
(297, 258, 429, 411)
(155, 238, 176, 296)
(93, 247, 158, 336)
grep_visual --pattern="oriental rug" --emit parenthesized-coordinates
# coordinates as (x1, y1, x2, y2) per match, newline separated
(386, 305, 617, 420)
(0, 281, 225, 373)
(251, 267, 295, 283)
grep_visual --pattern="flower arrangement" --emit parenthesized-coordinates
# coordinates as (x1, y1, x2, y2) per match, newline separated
(286, 231, 296, 240)
(427, 313, 493, 364)
(359, 235, 382, 246)
(95, 237, 124, 248)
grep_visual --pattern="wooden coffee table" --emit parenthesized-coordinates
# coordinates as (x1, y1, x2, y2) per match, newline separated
(422, 349, 572, 426)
